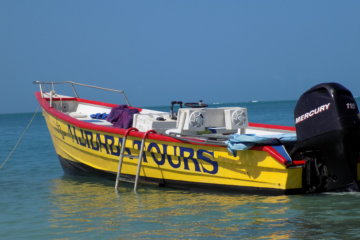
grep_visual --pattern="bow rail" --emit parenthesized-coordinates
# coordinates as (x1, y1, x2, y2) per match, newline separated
(33, 81, 130, 105)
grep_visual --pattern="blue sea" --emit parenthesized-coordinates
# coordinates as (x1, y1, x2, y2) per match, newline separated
(1, 100, 360, 240)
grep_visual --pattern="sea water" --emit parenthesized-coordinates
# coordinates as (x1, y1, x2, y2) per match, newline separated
(1, 100, 360, 240)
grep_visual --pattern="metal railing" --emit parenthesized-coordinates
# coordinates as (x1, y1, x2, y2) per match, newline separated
(33, 81, 130, 105)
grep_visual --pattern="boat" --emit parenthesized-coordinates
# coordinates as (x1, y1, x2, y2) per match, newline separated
(34, 81, 360, 194)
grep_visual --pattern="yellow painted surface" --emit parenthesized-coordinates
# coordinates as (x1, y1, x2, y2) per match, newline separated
(43, 110, 303, 191)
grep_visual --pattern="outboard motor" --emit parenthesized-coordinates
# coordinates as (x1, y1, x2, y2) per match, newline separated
(293, 82, 360, 192)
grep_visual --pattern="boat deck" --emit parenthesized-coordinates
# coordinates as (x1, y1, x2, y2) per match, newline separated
(44, 93, 295, 144)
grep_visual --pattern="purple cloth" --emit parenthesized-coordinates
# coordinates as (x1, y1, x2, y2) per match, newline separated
(106, 105, 128, 123)
(106, 105, 139, 129)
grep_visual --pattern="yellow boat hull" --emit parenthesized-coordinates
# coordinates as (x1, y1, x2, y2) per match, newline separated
(43, 109, 303, 194)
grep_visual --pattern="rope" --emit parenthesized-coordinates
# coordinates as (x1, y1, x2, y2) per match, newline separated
(0, 106, 41, 170)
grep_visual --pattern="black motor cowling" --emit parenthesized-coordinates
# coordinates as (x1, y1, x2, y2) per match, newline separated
(293, 82, 360, 192)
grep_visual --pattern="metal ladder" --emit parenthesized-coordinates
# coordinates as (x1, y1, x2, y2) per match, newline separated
(115, 128, 156, 193)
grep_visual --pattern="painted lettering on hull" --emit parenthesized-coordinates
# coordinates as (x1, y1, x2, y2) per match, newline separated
(66, 124, 218, 174)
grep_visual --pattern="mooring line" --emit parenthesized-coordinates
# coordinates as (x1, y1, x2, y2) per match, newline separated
(0, 106, 41, 170)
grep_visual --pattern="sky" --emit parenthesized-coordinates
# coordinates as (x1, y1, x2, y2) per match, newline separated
(1, 0, 360, 113)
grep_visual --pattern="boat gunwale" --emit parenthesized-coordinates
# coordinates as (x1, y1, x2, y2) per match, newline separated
(35, 92, 212, 145)
(35, 91, 298, 166)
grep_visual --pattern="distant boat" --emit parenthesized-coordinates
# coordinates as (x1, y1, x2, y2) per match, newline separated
(34, 81, 360, 194)
(250, 100, 259, 103)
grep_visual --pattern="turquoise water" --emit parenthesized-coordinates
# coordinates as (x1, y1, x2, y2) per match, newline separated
(1, 100, 360, 239)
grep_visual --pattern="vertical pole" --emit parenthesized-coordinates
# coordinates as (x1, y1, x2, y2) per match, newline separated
(115, 135, 128, 190)
(71, 83, 80, 98)
(133, 130, 156, 193)
(133, 138, 146, 193)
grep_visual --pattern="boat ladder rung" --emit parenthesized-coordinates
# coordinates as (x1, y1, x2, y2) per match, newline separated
(114, 128, 156, 193)
(116, 176, 134, 183)
(122, 154, 140, 159)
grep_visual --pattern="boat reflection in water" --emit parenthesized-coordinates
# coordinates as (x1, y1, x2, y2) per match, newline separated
(49, 176, 294, 239)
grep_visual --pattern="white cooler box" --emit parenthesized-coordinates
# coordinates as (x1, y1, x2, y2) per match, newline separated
(133, 113, 177, 133)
